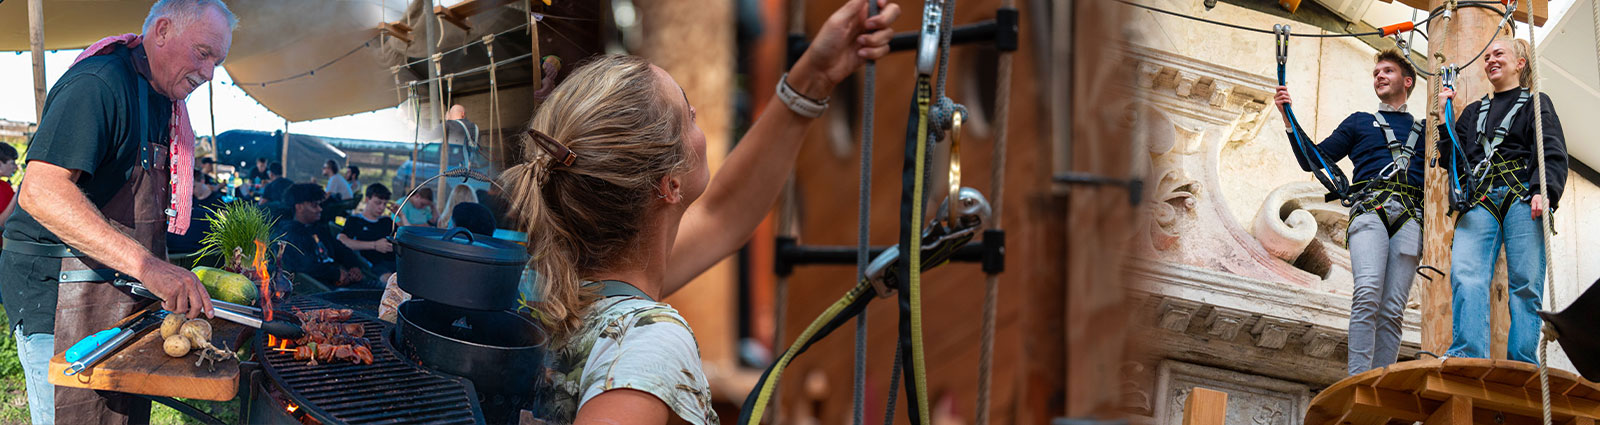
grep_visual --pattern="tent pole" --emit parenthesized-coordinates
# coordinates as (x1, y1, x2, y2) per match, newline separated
(28, 0, 46, 123)
(424, 0, 448, 218)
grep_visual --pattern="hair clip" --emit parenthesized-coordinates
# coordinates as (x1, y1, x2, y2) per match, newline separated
(527, 128, 577, 167)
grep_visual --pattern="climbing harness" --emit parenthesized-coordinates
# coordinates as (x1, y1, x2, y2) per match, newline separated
(1342, 111, 1427, 236)
(1276, 25, 1354, 204)
(1457, 90, 1534, 221)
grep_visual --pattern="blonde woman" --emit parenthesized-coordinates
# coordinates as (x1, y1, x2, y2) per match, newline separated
(435, 182, 478, 230)
(1438, 38, 1568, 364)
(504, 0, 900, 423)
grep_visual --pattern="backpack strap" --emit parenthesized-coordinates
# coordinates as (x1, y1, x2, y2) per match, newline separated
(588, 280, 655, 302)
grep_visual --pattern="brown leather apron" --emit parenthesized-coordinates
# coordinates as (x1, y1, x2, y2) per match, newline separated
(49, 77, 170, 425)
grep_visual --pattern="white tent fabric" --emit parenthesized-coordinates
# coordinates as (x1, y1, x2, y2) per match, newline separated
(1538, 0, 1600, 170)
(0, 0, 532, 123)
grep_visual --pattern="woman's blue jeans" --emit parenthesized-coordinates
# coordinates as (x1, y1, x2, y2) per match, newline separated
(1446, 185, 1546, 364)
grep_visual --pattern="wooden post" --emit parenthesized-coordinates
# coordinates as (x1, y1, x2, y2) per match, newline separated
(633, 0, 736, 395)
(527, 0, 541, 93)
(28, 0, 46, 123)
(1065, 0, 1134, 417)
(1421, 395, 1471, 425)
(1419, 0, 1512, 356)
(1181, 388, 1228, 425)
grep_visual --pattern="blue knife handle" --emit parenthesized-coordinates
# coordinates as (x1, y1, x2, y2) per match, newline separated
(64, 328, 121, 363)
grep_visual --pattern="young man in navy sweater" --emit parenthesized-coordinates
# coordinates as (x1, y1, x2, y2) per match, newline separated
(1274, 49, 1426, 375)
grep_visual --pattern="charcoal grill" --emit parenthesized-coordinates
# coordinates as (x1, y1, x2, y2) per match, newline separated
(245, 295, 485, 424)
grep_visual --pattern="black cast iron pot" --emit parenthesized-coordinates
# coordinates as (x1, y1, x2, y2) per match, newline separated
(393, 226, 529, 310)
(394, 299, 547, 398)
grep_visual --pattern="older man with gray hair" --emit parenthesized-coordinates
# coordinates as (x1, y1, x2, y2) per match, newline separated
(1, 1, 235, 423)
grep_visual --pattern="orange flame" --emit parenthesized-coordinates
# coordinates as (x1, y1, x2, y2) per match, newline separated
(253, 240, 272, 322)
(285, 401, 299, 414)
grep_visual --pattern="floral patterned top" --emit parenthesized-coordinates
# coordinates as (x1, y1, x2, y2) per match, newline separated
(541, 295, 718, 425)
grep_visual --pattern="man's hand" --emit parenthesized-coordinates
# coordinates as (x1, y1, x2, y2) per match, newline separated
(787, 0, 901, 100)
(374, 238, 393, 254)
(1438, 86, 1456, 111)
(1274, 86, 1293, 127)
(338, 267, 364, 286)
(1531, 194, 1547, 219)
(135, 259, 213, 319)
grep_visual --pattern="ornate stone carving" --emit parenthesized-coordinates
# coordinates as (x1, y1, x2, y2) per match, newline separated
(1154, 361, 1310, 425)
(1249, 182, 1352, 282)
(1121, 361, 1154, 415)
(1175, 71, 1200, 98)
(1250, 316, 1298, 350)
(1300, 328, 1342, 358)
(1209, 81, 1235, 108)
(1204, 306, 1251, 341)
(1124, 46, 1321, 287)
(1158, 298, 1202, 332)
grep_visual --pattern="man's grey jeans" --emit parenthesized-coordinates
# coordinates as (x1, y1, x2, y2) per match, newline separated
(14, 325, 54, 425)
(1345, 199, 1422, 376)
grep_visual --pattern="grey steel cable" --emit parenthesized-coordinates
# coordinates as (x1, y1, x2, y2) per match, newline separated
(853, 1, 879, 424)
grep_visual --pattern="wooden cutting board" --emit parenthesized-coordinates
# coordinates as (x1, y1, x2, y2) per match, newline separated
(48, 314, 249, 402)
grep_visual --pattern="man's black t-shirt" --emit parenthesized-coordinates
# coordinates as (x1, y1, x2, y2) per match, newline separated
(1, 44, 173, 336)
(262, 177, 292, 204)
(340, 214, 395, 265)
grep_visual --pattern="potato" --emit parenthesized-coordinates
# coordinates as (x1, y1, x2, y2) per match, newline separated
(160, 314, 184, 339)
(163, 335, 191, 358)
(180, 319, 212, 347)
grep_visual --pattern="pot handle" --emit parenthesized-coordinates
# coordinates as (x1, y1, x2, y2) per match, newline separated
(441, 227, 476, 244)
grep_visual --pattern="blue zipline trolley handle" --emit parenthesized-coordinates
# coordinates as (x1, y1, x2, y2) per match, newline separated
(1438, 64, 1477, 213)
(1275, 24, 1353, 204)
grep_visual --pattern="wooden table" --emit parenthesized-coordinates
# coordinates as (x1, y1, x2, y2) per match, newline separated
(1306, 357, 1600, 425)
(47, 313, 249, 402)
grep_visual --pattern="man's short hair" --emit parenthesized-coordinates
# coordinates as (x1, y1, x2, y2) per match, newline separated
(286, 183, 325, 206)
(366, 183, 391, 201)
(143, 0, 239, 34)
(257, 157, 268, 164)
(1376, 48, 1417, 95)
(268, 162, 283, 176)
(0, 143, 18, 163)
(346, 165, 360, 180)
(414, 187, 434, 202)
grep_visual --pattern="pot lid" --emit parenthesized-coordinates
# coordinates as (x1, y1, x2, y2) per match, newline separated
(393, 226, 530, 265)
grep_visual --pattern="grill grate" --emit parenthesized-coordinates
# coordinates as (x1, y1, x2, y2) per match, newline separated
(259, 296, 484, 424)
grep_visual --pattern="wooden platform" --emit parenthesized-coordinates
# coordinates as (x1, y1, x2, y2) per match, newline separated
(1307, 357, 1600, 425)
(47, 315, 249, 402)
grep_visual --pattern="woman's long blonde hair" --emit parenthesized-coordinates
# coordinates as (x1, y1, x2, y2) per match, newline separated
(502, 55, 690, 345)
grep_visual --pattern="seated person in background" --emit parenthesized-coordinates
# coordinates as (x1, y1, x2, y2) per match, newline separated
(274, 183, 370, 288)
(324, 160, 353, 201)
(169, 170, 228, 254)
(199, 157, 220, 191)
(435, 183, 477, 229)
(446, 202, 496, 236)
(339, 183, 397, 281)
(260, 162, 292, 205)
(345, 165, 361, 193)
(398, 186, 436, 227)
(476, 186, 508, 228)
(248, 156, 271, 183)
